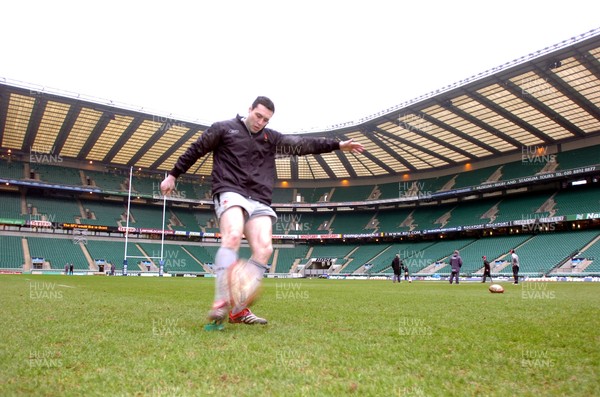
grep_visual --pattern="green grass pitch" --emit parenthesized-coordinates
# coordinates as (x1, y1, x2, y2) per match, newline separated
(0, 275, 598, 396)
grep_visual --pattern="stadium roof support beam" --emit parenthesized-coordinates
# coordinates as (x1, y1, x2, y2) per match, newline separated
(391, 113, 475, 161)
(431, 99, 501, 156)
(442, 93, 525, 149)
(331, 149, 356, 178)
(312, 155, 338, 179)
(0, 89, 10, 145)
(127, 125, 171, 167)
(503, 78, 586, 139)
(468, 89, 553, 145)
(533, 65, 600, 129)
(367, 130, 418, 172)
(79, 113, 121, 159)
(579, 48, 600, 82)
(149, 126, 202, 169)
(290, 157, 298, 180)
(102, 118, 144, 163)
(21, 97, 47, 152)
(374, 127, 451, 169)
(53, 105, 82, 155)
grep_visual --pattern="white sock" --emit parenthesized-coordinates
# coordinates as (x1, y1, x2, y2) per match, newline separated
(213, 247, 237, 305)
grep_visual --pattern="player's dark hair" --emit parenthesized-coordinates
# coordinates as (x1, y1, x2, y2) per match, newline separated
(252, 96, 275, 113)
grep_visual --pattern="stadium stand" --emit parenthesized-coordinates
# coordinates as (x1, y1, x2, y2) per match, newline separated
(493, 192, 552, 223)
(273, 245, 310, 273)
(407, 205, 453, 231)
(575, 237, 600, 273)
(169, 207, 201, 231)
(374, 208, 414, 233)
(85, 240, 126, 270)
(182, 244, 217, 267)
(295, 187, 331, 203)
(128, 204, 168, 229)
(194, 211, 218, 232)
(442, 198, 499, 228)
(84, 170, 127, 191)
(341, 244, 387, 273)
(0, 191, 25, 219)
(329, 211, 378, 234)
(499, 160, 549, 180)
(26, 236, 89, 270)
(79, 199, 127, 226)
(308, 244, 356, 267)
(25, 195, 82, 224)
(2, 31, 600, 278)
(331, 185, 375, 202)
(555, 144, 600, 170)
(552, 186, 600, 216)
(272, 188, 294, 203)
(30, 163, 83, 186)
(497, 231, 600, 275)
(451, 166, 498, 189)
(0, 158, 24, 179)
(136, 242, 204, 273)
(375, 182, 402, 200)
(0, 235, 25, 268)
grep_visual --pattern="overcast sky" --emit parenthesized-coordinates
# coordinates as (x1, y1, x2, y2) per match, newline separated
(1, 1, 599, 132)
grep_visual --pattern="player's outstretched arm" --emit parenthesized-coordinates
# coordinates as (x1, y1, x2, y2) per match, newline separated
(160, 174, 176, 196)
(339, 138, 365, 154)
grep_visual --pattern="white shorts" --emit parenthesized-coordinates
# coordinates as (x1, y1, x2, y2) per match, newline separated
(214, 192, 277, 222)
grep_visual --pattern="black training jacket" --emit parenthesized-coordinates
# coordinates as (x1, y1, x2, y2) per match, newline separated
(170, 115, 340, 206)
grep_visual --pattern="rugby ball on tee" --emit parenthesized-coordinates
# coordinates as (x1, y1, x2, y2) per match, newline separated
(489, 284, 504, 293)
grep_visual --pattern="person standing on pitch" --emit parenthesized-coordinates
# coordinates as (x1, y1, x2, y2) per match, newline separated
(160, 96, 364, 330)
(391, 254, 402, 283)
(481, 255, 492, 283)
(510, 249, 520, 285)
(403, 261, 410, 282)
(448, 250, 462, 284)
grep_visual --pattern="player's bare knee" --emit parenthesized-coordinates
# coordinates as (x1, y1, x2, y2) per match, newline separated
(255, 243, 273, 263)
(221, 230, 243, 249)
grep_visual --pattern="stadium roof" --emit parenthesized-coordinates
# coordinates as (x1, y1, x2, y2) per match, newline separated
(1, 29, 599, 182)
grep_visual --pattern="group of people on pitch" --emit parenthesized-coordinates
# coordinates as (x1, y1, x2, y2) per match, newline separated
(390, 254, 411, 283)
(448, 249, 520, 284)
(388, 249, 520, 285)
